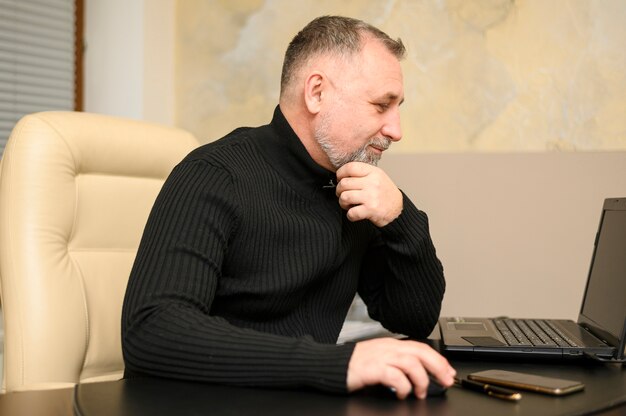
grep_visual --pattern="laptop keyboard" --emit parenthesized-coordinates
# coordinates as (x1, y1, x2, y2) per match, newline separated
(494, 319, 582, 347)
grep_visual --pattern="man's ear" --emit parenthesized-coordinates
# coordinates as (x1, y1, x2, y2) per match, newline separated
(303, 72, 324, 115)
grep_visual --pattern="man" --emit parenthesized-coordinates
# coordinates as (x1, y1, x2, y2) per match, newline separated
(122, 15, 456, 400)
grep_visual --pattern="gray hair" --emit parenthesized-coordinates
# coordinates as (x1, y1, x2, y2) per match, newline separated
(280, 15, 406, 95)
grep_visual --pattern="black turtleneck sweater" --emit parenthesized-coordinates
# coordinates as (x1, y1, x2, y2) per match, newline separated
(121, 106, 445, 393)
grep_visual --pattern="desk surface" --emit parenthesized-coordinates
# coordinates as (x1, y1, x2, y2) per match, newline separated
(1, 358, 625, 416)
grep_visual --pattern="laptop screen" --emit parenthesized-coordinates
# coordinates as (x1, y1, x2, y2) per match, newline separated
(579, 200, 626, 348)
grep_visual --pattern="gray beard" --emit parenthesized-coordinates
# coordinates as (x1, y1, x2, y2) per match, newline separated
(315, 126, 390, 170)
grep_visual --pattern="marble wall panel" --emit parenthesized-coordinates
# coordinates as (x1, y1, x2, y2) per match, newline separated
(175, 0, 626, 152)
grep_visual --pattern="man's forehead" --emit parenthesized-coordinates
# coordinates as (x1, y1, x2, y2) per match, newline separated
(359, 42, 404, 90)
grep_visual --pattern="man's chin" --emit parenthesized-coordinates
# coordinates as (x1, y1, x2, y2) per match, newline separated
(346, 156, 380, 167)
(330, 148, 382, 169)
(359, 150, 382, 166)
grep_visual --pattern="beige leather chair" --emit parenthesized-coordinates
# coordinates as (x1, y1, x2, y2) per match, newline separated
(0, 112, 198, 393)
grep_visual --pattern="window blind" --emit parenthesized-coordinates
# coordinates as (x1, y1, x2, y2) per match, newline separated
(0, 0, 76, 157)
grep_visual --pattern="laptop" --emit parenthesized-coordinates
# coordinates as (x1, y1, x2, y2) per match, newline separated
(439, 197, 626, 362)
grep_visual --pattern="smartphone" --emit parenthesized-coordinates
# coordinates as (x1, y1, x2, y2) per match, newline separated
(468, 369, 585, 396)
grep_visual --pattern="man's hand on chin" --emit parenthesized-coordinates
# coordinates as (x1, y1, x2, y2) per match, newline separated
(335, 162, 403, 227)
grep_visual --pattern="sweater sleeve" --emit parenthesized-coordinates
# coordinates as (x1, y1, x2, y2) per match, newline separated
(357, 192, 445, 338)
(121, 159, 355, 393)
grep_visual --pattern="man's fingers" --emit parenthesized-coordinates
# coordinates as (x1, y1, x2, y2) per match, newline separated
(410, 343, 457, 387)
(336, 161, 371, 181)
(335, 176, 369, 198)
(337, 189, 365, 210)
(398, 342, 457, 386)
(379, 366, 414, 399)
(345, 205, 367, 222)
(389, 353, 430, 399)
(335, 177, 360, 199)
(402, 346, 455, 398)
(334, 163, 402, 227)
(347, 338, 457, 400)
(381, 343, 453, 399)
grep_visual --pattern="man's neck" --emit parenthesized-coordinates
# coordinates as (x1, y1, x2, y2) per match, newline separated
(279, 102, 335, 172)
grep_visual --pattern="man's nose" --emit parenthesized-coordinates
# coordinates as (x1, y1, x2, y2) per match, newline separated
(381, 107, 402, 142)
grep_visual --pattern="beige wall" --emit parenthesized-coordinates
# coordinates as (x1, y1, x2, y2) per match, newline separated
(175, 0, 626, 152)
(380, 152, 626, 319)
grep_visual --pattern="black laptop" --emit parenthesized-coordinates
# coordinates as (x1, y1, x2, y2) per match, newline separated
(439, 197, 626, 362)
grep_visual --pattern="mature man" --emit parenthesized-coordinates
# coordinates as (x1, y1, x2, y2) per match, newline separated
(122, 15, 456, 400)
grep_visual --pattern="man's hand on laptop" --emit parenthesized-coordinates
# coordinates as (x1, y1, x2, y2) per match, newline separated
(346, 338, 457, 399)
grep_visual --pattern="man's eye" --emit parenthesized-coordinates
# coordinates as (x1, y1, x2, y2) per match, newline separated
(376, 103, 389, 111)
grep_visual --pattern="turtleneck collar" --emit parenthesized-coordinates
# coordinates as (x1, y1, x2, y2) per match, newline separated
(253, 106, 337, 198)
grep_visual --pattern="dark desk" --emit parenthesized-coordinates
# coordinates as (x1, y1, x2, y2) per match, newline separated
(1, 358, 625, 416)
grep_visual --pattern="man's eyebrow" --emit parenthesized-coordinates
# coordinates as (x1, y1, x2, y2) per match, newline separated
(379, 93, 405, 105)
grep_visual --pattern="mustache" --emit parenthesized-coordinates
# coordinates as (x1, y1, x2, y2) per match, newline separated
(369, 137, 392, 150)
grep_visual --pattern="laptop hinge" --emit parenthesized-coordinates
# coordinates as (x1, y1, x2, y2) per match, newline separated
(584, 317, 626, 364)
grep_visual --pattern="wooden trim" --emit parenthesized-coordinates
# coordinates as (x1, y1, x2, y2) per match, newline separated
(74, 0, 84, 111)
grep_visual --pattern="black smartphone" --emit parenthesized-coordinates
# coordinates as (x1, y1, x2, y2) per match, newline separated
(468, 369, 585, 396)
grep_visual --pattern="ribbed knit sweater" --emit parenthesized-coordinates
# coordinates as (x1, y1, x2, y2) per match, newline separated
(121, 106, 445, 393)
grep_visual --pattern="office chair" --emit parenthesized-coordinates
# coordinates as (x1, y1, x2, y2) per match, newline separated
(0, 111, 198, 392)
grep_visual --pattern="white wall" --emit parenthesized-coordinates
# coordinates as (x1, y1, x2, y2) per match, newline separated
(83, 0, 175, 125)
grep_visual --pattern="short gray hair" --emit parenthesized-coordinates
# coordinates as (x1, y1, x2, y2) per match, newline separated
(280, 16, 406, 95)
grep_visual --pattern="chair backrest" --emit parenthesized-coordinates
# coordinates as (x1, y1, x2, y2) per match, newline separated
(0, 112, 198, 392)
